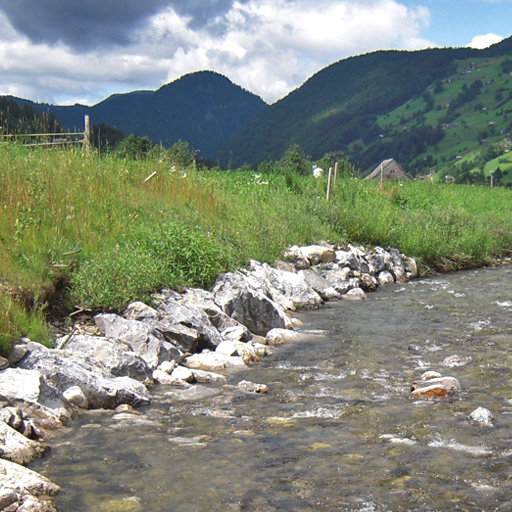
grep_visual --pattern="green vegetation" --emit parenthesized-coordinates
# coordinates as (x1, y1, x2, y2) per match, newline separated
(226, 38, 512, 179)
(2, 144, 512, 355)
(0, 97, 62, 138)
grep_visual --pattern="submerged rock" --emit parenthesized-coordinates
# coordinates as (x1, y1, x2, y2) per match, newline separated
(442, 354, 472, 368)
(238, 380, 269, 394)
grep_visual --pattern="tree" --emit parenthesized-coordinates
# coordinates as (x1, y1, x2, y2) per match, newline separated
(92, 123, 124, 151)
(168, 140, 196, 168)
(115, 134, 153, 160)
(276, 144, 311, 175)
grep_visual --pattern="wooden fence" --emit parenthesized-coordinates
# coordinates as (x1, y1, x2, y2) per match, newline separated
(1, 115, 90, 149)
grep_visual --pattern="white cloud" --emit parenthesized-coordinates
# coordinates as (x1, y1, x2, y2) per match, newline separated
(0, 1, 435, 105)
(466, 33, 504, 49)
(153, 0, 435, 102)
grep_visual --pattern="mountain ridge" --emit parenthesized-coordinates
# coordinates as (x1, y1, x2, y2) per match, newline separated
(4, 35, 512, 179)
(4, 71, 267, 159)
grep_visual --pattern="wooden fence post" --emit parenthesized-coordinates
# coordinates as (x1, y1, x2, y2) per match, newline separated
(326, 166, 333, 200)
(334, 161, 339, 184)
(83, 115, 91, 150)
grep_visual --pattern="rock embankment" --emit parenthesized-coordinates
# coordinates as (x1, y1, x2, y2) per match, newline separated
(0, 243, 417, 510)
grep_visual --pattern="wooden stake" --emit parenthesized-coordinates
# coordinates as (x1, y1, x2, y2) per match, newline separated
(326, 166, 333, 200)
(83, 115, 91, 150)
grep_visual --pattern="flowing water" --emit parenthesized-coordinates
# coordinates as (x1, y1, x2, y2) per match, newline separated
(32, 265, 512, 511)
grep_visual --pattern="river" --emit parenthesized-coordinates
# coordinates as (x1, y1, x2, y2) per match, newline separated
(31, 265, 512, 511)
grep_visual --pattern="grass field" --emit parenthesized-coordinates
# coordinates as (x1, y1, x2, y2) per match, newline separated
(2, 144, 512, 354)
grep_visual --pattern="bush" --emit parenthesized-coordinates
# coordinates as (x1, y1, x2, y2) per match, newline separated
(71, 222, 230, 310)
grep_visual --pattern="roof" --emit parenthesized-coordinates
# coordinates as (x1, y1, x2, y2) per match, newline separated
(363, 159, 411, 181)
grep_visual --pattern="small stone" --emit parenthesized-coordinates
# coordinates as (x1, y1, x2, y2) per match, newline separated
(63, 386, 89, 409)
(377, 271, 395, 286)
(189, 369, 227, 383)
(421, 371, 442, 381)
(238, 380, 269, 394)
(442, 355, 472, 367)
(157, 360, 177, 374)
(215, 340, 238, 356)
(0, 407, 23, 431)
(247, 341, 268, 358)
(265, 329, 300, 345)
(114, 404, 135, 414)
(170, 365, 195, 383)
(152, 369, 191, 387)
(342, 288, 367, 300)
(468, 407, 495, 426)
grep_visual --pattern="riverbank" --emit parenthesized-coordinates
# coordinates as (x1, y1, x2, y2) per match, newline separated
(3, 145, 512, 358)
(0, 243, 420, 510)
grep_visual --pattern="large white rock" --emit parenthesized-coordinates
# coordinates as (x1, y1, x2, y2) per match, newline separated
(0, 421, 48, 465)
(246, 260, 323, 311)
(0, 458, 59, 511)
(57, 334, 152, 381)
(94, 313, 179, 369)
(183, 350, 245, 371)
(14, 341, 150, 410)
(213, 272, 292, 336)
(0, 368, 72, 429)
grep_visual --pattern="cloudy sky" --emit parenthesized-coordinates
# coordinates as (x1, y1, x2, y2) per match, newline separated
(0, 0, 510, 106)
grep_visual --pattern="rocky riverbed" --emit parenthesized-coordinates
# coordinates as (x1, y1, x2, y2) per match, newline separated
(0, 243, 418, 511)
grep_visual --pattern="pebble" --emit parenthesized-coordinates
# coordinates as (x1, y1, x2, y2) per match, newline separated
(468, 407, 495, 426)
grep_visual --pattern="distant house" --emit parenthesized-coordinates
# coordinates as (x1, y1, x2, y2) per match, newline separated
(363, 158, 411, 182)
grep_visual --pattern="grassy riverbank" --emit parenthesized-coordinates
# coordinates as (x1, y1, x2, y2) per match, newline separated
(2, 144, 512, 353)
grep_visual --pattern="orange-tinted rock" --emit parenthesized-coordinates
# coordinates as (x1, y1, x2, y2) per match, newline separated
(411, 384, 449, 399)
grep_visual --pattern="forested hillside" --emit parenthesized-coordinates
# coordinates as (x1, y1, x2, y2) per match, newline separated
(4, 71, 267, 160)
(0, 97, 62, 136)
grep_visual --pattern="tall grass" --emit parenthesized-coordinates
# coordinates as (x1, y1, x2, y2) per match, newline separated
(2, 143, 512, 354)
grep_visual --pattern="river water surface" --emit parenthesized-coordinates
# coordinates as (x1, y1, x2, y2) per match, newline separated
(32, 265, 512, 511)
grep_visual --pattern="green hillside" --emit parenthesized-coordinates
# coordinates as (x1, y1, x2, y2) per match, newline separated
(364, 54, 512, 181)
(225, 36, 512, 180)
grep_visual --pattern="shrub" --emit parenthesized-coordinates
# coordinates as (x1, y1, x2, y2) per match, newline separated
(71, 222, 230, 310)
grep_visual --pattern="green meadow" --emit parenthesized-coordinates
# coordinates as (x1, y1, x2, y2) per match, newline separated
(2, 143, 512, 354)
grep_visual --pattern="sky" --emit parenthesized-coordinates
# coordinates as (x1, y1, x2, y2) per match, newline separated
(0, 0, 511, 106)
